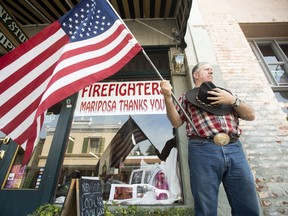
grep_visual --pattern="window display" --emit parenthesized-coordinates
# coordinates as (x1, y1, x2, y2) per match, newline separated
(54, 80, 182, 206)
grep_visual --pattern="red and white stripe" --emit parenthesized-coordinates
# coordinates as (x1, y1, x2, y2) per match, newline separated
(0, 18, 141, 162)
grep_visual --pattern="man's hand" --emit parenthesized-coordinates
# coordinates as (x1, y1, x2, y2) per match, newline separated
(207, 88, 235, 106)
(160, 80, 183, 128)
(160, 80, 173, 97)
(208, 88, 255, 120)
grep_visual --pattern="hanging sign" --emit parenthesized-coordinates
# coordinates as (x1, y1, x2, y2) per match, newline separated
(0, 30, 15, 52)
(75, 81, 166, 116)
(0, 2, 28, 52)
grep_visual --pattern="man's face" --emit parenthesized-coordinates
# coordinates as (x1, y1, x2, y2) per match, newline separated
(193, 63, 213, 85)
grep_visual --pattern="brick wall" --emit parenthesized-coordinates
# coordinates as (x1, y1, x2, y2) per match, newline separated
(193, 1, 288, 215)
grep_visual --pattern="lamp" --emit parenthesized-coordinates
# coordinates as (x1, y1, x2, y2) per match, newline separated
(173, 53, 185, 74)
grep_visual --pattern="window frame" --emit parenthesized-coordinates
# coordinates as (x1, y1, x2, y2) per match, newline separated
(87, 137, 102, 154)
(249, 38, 288, 116)
(249, 38, 288, 91)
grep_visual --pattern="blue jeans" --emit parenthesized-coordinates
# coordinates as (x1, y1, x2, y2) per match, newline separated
(188, 139, 260, 216)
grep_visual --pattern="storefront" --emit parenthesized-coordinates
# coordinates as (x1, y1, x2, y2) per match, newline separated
(0, 1, 193, 215)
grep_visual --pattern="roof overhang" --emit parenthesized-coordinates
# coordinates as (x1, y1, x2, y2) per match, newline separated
(0, 0, 192, 54)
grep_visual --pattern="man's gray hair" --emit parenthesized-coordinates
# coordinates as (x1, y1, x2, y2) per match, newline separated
(192, 62, 210, 75)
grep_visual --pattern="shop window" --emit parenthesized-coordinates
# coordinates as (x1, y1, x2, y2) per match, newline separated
(249, 38, 288, 117)
(54, 80, 182, 206)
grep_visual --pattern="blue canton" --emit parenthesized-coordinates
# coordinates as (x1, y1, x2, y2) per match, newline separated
(59, 0, 118, 42)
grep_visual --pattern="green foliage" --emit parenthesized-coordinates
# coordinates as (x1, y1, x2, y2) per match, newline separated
(29, 203, 194, 216)
(104, 204, 194, 216)
(146, 144, 156, 155)
(28, 204, 61, 216)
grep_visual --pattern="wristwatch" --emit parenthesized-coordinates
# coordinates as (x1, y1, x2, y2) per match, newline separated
(233, 96, 241, 107)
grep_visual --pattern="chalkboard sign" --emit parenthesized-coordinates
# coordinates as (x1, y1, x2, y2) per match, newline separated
(78, 177, 104, 216)
(61, 177, 104, 216)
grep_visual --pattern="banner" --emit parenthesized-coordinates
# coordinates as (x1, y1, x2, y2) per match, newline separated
(75, 81, 166, 116)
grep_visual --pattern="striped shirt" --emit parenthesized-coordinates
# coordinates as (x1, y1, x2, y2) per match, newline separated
(176, 93, 241, 138)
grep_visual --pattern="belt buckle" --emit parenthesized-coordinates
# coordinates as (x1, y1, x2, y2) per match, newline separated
(213, 133, 230, 146)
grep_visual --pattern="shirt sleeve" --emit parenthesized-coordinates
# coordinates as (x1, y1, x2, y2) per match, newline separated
(175, 94, 188, 122)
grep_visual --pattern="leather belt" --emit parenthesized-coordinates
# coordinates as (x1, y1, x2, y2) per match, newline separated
(189, 133, 238, 146)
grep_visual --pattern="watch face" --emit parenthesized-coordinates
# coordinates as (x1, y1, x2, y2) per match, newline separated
(235, 98, 241, 107)
(233, 97, 240, 107)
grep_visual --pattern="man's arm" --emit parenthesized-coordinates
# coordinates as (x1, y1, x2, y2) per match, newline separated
(160, 80, 183, 128)
(208, 88, 255, 121)
(233, 101, 255, 121)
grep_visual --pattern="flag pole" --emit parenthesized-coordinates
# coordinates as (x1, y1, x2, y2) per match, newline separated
(141, 49, 199, 135)
(105, 0, 199, 135)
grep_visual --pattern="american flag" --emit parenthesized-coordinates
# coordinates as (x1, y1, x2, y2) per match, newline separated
(96, 117, 148, 175)
(0, 0, 142, 164)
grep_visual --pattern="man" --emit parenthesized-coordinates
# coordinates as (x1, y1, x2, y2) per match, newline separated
(155, 128, 177, 161)
(160, 62, 259, 215)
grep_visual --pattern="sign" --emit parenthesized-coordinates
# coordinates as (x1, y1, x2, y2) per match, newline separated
(78, 177, 104, 216)
(75, 81, 166, 116)
(61, 177, 104, 216)
(0, 30, 15, 52)
(0, 2, 28, 52)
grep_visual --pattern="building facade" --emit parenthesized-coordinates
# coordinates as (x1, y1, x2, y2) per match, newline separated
(1, 0, 288, 215)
